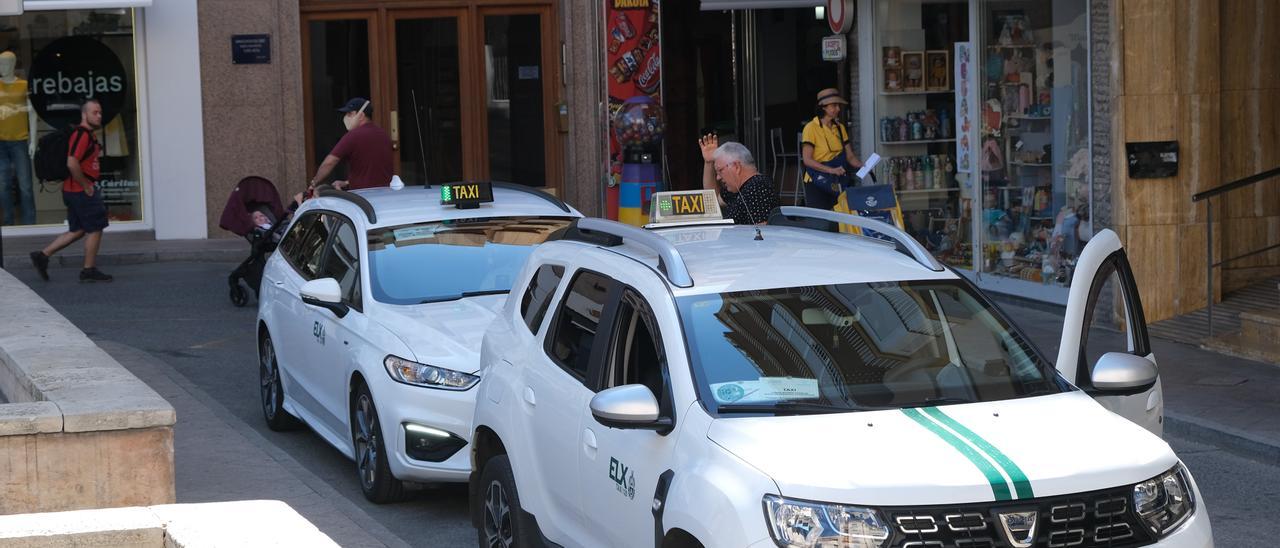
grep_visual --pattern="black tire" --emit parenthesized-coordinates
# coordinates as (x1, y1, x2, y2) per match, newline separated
(352, 383, 405, 503)
(259, 331, 300, 431)
(230, 284, 249, 307)
(477, 455, 539, 548)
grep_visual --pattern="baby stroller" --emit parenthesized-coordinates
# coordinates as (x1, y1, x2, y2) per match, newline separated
(218, 176, 289, 307)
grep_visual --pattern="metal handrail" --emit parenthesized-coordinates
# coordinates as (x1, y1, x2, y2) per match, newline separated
(1199, 167, 1280, 336)
(1192, 166, 1280, 202)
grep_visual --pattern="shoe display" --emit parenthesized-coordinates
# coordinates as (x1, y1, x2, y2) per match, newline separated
(79, 267, 113, 283)
(30, 251, 49, 281)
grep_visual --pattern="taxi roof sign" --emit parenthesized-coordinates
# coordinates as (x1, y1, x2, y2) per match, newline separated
(440, 182, 495, 209)
(647, 190, 729, 227)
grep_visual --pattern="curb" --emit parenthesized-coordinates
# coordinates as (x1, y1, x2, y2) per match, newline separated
(4, 248, 245, 268)
(1165, 411, 1280, 466)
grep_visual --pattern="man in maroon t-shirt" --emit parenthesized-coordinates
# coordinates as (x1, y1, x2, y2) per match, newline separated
(309, 97, 394, 191)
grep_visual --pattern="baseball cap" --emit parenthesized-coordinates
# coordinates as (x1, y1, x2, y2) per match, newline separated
(337, 97, 372, 115)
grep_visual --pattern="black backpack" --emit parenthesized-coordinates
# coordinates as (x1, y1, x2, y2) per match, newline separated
(34, 126, 94, 182)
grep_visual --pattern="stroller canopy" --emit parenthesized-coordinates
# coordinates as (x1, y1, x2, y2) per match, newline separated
(219, 176, 287, 237)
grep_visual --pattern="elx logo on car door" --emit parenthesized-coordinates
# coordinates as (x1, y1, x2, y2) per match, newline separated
(313, 321, 325, 345)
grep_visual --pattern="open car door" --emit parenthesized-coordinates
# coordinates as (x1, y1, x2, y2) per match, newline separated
(1056, 229, 1164, 437)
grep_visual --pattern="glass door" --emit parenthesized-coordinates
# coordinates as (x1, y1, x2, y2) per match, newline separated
(389, 10, 469, 185)
(479, 7, 556, 187)
(303, 12, 379, 181)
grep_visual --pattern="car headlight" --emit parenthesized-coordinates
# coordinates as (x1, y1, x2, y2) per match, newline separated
(383, 355, 479, 390)
(1133, 464, 1195, 537)
(764, 495, 890, 548)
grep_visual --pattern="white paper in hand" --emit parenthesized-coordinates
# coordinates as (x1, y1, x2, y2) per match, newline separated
(856, 153, 881, 180)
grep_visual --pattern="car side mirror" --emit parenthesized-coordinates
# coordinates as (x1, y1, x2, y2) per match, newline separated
(1090, 352, 1157, 392)
(300, 278, 349, 318)
(590, 385, 672, 432)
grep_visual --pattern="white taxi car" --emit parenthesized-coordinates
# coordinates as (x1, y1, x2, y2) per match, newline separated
(469, 192, 1212, 548)
(256, 182, 579, 503)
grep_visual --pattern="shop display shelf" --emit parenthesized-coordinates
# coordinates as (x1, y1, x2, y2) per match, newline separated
(880, 138, 956, 146)
(880, 90, 954, 96)
(897, 188, 960, 194)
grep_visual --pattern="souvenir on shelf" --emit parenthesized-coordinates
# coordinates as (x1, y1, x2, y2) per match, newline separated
(902, 51, 924, 91)
(926, 50, 950, 91)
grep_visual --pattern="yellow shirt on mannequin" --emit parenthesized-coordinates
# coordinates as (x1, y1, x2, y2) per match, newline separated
(0, 79, 29, 142)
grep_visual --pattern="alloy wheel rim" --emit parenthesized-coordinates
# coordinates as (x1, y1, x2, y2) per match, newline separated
(483, 480, 513, 548)
(355, 394, 378, 490)
(259, 337, 277, 419)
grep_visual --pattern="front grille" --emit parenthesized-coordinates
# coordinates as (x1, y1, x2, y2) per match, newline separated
(881, 485, 1154, 548)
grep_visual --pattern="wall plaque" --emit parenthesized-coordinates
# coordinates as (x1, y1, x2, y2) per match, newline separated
(232, 34, 271, 65)
(1126, 141, 1179, 179)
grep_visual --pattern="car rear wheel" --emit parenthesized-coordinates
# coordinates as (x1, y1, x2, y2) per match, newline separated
(259, 331, 299, 431)
(352, 383, 404, 503)
(478, 455, 537, 548)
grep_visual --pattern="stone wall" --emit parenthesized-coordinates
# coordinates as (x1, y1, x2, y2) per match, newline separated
(0, 269, 175, 515)
(1110, 0, 1279, 323)
(197, 0, 307, 239)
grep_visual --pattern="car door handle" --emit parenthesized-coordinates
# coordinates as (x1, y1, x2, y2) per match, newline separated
(523, 387, 536, 407)
(583, 428, 598, 459)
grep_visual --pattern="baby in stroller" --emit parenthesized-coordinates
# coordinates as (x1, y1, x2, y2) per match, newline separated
(219, 176, 291, 307)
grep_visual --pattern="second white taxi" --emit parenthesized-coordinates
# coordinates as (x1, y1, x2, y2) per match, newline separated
(257, 182, 579, 502)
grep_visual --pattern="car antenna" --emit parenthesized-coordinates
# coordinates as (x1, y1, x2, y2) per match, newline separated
(411, 89, 430, 188)
(754, 228, 764, 240)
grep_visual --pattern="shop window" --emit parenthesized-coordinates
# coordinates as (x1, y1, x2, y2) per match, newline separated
(978, 0, 1090, 288)
(0, 10, 141, 227)
(871, 0, 971, 270)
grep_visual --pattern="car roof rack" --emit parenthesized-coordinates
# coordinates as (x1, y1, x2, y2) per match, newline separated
(316, 184, 377, 224)
(489, 181, 573, 213)
(772, 206, 944, 272)
(559, 218, 694, 288)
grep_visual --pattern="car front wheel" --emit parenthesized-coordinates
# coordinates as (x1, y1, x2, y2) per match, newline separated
(259, 331, 299, 431)
(352, 383, 404, 503)
(478, 454, 538, 548)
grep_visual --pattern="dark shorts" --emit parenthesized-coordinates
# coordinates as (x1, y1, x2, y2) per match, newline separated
(63, 190, 109, 233)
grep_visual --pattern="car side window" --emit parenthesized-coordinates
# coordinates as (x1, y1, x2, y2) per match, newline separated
(296, 214, 332, 280)
(319, 217, 362, 311)
(547, 270, 610, 381)
(604, 290, 668, 410)
(279, 212, 319, 269)
(520, 264, 566, 334)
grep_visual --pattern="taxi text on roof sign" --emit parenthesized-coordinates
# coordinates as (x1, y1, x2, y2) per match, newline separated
(440, 182, 495, 209)
(648, 189, 727, 227)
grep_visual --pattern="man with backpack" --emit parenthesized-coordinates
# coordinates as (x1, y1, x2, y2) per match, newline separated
(28, 98, 112, 282)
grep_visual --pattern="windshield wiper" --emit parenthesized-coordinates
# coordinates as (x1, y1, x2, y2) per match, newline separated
(902, 396, 976, 409)
(716, 401, 867, 415)
(419, 289, 510, 304)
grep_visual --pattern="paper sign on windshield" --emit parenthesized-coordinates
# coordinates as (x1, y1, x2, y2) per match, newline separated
(710, 377, 820, 404)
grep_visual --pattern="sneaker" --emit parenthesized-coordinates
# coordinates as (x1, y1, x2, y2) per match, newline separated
(79, 267, 113, 283)
(29, 251, 49, 281)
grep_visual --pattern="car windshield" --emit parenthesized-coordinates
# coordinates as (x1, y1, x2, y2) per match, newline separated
(367, 216, 574, 304)
(677, 280, 1066, 415)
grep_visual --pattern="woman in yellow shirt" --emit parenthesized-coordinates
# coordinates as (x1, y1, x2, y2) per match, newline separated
(801, 88, 864, 210)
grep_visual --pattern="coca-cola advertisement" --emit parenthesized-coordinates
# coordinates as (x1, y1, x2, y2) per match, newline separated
(606, 0, 662, 217)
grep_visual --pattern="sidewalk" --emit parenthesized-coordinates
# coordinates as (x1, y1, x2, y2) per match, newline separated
(4, 232, 1278, 466)
(1, 230, 245, 269)
(998, 300, 1280, 465)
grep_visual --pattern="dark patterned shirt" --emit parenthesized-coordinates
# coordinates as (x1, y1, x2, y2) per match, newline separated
(720, 174, 779, 225)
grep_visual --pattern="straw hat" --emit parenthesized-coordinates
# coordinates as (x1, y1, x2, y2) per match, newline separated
(816, 88, 849, 106)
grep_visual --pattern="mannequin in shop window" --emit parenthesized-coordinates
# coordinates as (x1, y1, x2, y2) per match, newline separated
(0, 51, 37, 225)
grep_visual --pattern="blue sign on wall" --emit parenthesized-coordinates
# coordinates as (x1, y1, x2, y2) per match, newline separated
(231, 34, 271, 65)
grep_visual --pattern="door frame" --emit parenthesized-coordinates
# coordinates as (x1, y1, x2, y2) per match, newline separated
(300, 1, 564, 193)
(300, 10, 385, 179)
